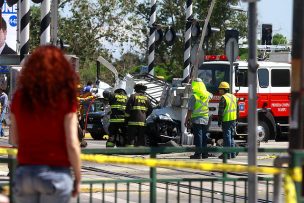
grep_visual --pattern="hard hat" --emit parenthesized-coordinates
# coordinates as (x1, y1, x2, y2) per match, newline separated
(191, 78, 206, 93)
(218, 81, 230, 89)
(134, 83, 147, 91)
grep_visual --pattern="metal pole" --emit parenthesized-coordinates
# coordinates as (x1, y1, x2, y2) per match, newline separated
(289, 0, 304, 197)
(289, 0, 304, 150)
(247, 2, 258, 203)
(229, 41, 234, 93)
(40, 0, 51, 44)
(148, 0, 156, 75)
(191, 0, 216, 79)
(16, 1, 20, 53)
(181, 0, 193, 145)
(50, 0, 59, 45)
(182, 0, 192, 83)
(149, 152, 157, 203)
(20, 0, 30, 61)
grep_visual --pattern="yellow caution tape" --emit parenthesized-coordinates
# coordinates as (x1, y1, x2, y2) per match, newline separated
(0, 147, 300, 182)
(284, 174, 297, 203)
(0, 148, 17, 156)
(80, 154, 284, 175)
(257, 155, 277, 160)
(289, 167, 302, 182)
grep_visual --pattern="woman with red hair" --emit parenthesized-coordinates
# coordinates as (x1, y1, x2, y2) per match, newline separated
(10, 45, 81, 203)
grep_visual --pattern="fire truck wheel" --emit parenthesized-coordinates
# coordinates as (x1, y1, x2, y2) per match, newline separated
(257, 121, 270, 142)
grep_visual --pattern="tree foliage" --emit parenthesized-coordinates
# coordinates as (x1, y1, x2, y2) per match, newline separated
(272, 33, 288, 45)
(29, 0, 247, 83)
(131, 0, 247, 80)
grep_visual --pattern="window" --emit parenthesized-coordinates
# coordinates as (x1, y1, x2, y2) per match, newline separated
(258, 69, 269, 88)
(235, 69, 248, 87)
(271, 69, 290, 87)
(198, 64, 230, 94)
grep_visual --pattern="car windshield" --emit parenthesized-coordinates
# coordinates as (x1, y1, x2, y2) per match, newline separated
(198, 64, 230, 94)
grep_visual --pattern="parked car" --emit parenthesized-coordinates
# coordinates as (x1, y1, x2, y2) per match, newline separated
(80, 98, 109, 140)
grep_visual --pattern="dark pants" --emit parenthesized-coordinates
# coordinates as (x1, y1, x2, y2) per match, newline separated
(222, 120, 236, 158)
(127, 126, 146, 146)
(192, 123, 209, 156)
(108, 123, 126, 147)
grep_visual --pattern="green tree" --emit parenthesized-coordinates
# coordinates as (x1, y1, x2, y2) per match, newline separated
(131, 0, 247, 81)
(272, 33, 288, 45)
(29, 6, 41, 51)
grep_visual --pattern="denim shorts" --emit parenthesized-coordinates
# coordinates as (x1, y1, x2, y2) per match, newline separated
(13, 165, 73, 203)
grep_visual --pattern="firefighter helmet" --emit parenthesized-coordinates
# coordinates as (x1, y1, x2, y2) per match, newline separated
(134, 83, 147, 92)
(114, 88, 127, 95)
(218, 81, 230, 89)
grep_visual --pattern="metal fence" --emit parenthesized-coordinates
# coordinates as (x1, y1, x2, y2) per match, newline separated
(76, 147, 287, 203)
(1, 147, 302, 203)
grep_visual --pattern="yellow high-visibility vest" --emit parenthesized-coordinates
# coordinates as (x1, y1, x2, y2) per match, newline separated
(222, 93, 237, 122)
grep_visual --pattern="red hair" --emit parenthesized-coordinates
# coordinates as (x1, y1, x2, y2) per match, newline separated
(18, 45, 79, 113)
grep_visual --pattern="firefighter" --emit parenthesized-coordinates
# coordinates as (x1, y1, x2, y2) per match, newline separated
(185, 78, 212, 159)
(125, 83, 153, 147)
(103, 88, 128, 147)
(217, 81, 239, 159)
(77, 84, 95, 148)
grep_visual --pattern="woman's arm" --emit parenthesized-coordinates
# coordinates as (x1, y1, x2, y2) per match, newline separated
(10, 114, 18, 146)
(64, 112, 81, 197)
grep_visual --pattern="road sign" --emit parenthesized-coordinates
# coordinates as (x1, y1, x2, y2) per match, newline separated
(225, 38, 239, 63)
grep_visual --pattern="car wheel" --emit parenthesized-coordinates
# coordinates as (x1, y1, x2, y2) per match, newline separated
(257, 121, 270, 142)
(90, 132, 103, 140)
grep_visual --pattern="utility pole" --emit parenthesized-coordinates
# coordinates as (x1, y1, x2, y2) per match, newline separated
(289, 0, 304, 197)
(243, 1, 258, 202)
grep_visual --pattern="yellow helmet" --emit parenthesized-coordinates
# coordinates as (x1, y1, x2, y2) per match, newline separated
(218, 81, 230, 89)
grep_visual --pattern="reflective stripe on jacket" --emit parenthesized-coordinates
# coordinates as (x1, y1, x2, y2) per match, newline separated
(126, 93, 153, 126)
(191, 92, 210, 118)
(222, 93, 237, 122)
(109, 93, 127, 123)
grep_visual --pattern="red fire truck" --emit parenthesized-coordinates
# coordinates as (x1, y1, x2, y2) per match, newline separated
(198, 55, 291, 142)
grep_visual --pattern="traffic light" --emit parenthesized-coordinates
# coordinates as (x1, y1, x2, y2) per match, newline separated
(191, 20, 212, 41)
(6, 0, 18, 7)
(261, 24, 272, 45)
(225, 29, 239, 46)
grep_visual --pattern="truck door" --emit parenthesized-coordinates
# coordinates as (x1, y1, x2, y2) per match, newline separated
(269, 68, 291, 117)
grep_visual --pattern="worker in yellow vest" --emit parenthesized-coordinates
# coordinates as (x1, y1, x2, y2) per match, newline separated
(218, 82, 239, 159)
(185, 78, 212, 159)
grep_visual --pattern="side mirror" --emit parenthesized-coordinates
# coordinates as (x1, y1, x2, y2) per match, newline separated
(236, 72, 245, 87)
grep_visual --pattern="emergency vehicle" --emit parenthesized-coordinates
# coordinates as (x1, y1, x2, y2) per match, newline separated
(198, 55, 291, 142)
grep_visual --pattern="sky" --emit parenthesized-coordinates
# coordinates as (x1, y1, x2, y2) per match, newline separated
(241, 0, 293, 41)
